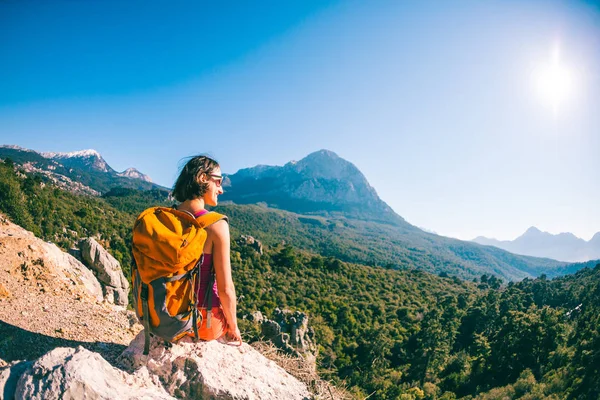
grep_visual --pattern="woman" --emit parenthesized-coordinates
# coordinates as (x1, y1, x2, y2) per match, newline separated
(172, 155, 242, 344)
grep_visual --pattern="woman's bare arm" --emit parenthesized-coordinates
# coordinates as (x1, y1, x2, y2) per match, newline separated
(210, 219, 242, 343)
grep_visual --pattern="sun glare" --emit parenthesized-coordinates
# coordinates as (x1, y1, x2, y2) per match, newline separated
(533, 44, 575, 115)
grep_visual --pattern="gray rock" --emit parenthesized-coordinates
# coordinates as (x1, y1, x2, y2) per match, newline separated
(42, 241, 103, 302)
(14, 347, 172, 400)
(104, 285, 129, 306)
(118, 332, 311, 400)
(249, 310, 264, 323)
(0, 360, 32, 400)
(238, 235, 264, 255)
(261, 309, 317, 370)
(262, 319, 283, 339)
(79, 238, 129, 306)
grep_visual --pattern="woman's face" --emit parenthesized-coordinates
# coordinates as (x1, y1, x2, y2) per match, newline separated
(202, 167, 224, 207)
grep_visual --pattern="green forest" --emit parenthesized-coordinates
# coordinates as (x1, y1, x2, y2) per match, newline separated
(0, 159, 599, 399)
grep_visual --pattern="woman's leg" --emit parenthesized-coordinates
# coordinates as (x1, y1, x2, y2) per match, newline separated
(197, 307, 226, 341)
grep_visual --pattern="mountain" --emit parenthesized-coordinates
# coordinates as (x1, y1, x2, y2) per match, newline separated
(588, 232, 600, 247)
(0, 145, 163, 193)
(473, 226, 600, 262)
(41, 149, 112, 173)
(216, 149, 591, 281)
(117, 167, 152, 182)
(222, 149, 406, 226)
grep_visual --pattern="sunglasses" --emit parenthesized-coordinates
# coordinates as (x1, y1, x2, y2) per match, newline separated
(208, 174, 223, 187)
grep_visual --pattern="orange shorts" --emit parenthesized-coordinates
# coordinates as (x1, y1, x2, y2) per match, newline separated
(187, 307, 228, 341)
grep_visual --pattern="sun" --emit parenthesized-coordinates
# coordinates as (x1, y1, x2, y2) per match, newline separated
(533, 44, 575, 115)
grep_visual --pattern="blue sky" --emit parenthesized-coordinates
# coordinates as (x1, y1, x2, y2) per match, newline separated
(1, 0, 599, 241)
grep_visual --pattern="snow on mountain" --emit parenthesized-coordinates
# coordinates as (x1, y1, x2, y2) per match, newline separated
(0, 145, 160, 192)
(40, 149, 110, 173)
(41, 149, 102, 159)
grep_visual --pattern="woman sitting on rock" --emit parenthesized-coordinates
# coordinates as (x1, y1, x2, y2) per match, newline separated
(172, 155, 242, 345)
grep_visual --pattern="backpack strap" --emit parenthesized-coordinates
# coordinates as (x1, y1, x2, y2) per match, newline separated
(140, 282, 151, 355)
(191, 263, 200, 342)
(204, 267, 216, 328)
(196, 212, 227, 328)
(195, 211, 227, 228)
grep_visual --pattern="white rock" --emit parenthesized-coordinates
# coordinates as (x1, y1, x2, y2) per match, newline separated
(119, 332, 311, 400)
(0, 215, 103, 302)
(41, 241, 104, 302)
(14, 347, 173, 400)
(79, 238, 129, 306)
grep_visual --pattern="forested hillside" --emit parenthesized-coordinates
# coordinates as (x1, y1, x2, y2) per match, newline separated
(232, 241, 600, 399)
(215, 204, 579, 281)
(1, 158, 599, 399)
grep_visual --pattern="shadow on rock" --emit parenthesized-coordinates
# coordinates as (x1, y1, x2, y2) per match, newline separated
(0, 320, 126, 367)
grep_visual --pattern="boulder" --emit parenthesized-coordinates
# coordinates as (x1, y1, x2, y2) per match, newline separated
(12, 347, 172, 400)
(237, 235, 264, 255)
(0, 360, 32, 400)
(41, 241, 103, 302)
(79, 238, 129, 306)
(261, 309, 317, 369)
(118, 332, 311, 399)
(248, 310, 264, 323)
(0, 215, 102, 302)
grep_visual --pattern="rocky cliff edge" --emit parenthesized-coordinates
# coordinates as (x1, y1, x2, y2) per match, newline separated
(0, 214, 321, 399)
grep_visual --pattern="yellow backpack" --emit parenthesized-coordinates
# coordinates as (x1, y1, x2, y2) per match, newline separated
(131, 207, 226, 354)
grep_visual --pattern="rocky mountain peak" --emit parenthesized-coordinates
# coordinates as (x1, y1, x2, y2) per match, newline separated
(41, 149, 111, 173)
(287, 149, 361, 180)
(295, 149, 341, 165)
(0, 144, 36, 152)
(41, 149, 102, 159)
(474, 226, 600, 262)
(0, 145, 161, 192)
(523, 226, 542, 236)
(557, 232, 579, 240)
(221, 150, 406, 226)
(517, 226, 552, 242)
(117, 167, 152, 182)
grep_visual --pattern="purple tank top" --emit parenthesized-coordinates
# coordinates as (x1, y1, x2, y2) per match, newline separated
(196, 253, 220, 308)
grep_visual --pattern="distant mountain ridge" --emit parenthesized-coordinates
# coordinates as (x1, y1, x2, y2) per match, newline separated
(473, 227, 600, 262)
(117, 167, 152, 182)
(222, 149, 406, 226)
(216, 149, 598, 280)
(1, 144, 594, 281)
(42, 149, 112, 173)
(0, 145, 161, 193)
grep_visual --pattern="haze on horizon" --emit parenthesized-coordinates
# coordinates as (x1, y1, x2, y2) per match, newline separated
(1, 0, 598, 242)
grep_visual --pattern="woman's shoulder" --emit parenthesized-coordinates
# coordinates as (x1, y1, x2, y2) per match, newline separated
(206, 218, 229, 237)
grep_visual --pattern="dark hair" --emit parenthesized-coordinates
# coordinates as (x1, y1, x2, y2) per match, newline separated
(172, 155, 220, 202)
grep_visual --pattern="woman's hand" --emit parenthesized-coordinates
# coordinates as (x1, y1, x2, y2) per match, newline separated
(226, 326, 242, 346)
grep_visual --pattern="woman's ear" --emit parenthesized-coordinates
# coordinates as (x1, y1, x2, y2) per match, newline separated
(197, 172, 208, 184)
